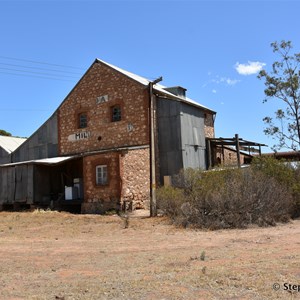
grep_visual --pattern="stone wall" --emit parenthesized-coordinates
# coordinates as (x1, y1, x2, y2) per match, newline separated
(81, 152, 121, 214)
(81, 147, 150, 213)
(204, 112, 215, 138)
(215, 147, 247, 166)
(56, 60, 153, 213)
(58, 61, 150, 156)
(120, 147, 150, 210)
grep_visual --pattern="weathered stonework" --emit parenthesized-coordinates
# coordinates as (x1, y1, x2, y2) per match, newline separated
(57, 61, 152, 214)
(215, 147, 247, 166)
(81, 148, 150, 214)
(81, 152, 121, 213)
(58, 61, 149, 156)
(204, 112, 215, 138)
(120, 147, 150, 210)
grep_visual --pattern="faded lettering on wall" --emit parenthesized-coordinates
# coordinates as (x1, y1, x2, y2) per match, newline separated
(68, 131, 91, 142)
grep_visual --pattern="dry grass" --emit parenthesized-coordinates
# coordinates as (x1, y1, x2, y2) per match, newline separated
(0, 210, 300, 299)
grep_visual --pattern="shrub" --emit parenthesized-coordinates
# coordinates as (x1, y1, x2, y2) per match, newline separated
(156, 186, 185, 222)
(292, 166, 300, 216)
(251, 156, 295, 186)
(252, 156, 300, 217)
(157, 166, 293, 230)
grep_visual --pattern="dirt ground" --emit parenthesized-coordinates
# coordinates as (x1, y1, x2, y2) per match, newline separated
(0, 210, 300, 300)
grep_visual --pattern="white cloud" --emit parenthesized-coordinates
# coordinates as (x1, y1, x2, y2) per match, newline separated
(210, 76, 240, 86)
(202, 74, 240, 89)
(220, 77, 240, 86)
(235, 61, 266, 75)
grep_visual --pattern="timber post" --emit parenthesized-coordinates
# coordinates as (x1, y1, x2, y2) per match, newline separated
(235, 133, 241, 168)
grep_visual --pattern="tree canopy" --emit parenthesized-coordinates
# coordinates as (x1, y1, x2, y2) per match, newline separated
(258, 40, 300, 151)
(0, 129, 12, 136)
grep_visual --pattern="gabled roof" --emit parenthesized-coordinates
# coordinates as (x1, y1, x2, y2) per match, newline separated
(96, 58, 216, 113)
(0, 136, 27, 154)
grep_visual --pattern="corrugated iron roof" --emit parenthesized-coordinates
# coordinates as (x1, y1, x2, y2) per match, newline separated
(0, 156, 76, 167)
(0, 136, 27, 154)
(96, 59, 216, 113)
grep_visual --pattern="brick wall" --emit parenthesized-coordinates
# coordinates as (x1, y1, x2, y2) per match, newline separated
(58, 61, 150, 156)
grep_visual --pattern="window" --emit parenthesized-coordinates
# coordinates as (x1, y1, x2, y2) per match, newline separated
(96, 165, 108, 185)
(79, 112, 88, 128)
(112, 105, 121, 122)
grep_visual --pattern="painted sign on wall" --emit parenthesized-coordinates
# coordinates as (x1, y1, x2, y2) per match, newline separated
(68, 131, 91, 142)
(96, 95, 108, 104)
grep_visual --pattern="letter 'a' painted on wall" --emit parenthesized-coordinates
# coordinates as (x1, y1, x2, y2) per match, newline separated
(96, 95, 108, 104)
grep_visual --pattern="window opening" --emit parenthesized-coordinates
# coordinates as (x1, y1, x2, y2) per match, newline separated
(96, 165, 108, 185)
(79, 113, 87, 128)
(112, 105, 121, 122)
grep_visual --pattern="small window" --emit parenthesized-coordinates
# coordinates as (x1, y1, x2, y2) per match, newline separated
(96, 165, 108, 185)
(112, 105, 121, 122)
(79, 113, 87, 128)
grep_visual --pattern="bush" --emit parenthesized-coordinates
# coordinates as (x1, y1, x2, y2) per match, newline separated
(252, 156, 300, 217)
(251, 156, 295, 186)
(156, 186, 185, 221)
(157, 166, 293, 230)
(292, 167, 300, 216)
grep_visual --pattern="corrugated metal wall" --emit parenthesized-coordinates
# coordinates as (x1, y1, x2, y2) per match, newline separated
(180, 103, 206, 170)
(0, 112, 59, 207)
(157, 98, 183, 184)
(157, 98, 207, 184)
(0, 165, 34, 206)
(0, 157, 84, 207)
(11, 112, 58, 162)
(0, 148, 10, 164)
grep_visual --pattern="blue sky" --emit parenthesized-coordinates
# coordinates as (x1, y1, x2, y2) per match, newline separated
(1, 0, 300, 153)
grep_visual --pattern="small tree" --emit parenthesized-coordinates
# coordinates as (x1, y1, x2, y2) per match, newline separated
(0, 129, 12, 136)
(258, 40, 300, 151)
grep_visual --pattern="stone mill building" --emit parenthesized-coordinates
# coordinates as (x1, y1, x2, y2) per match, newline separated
(0, 59, 216, 213)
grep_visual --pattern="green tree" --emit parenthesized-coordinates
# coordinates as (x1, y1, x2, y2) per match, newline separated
(258, 40, 300, 151)
(0, 129, 12, 136)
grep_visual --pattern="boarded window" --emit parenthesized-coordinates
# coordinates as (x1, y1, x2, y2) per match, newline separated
(96, 165, 108, 185)
(112, 105, 121, 122)
(79, 113, 87, 128)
